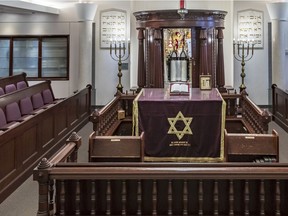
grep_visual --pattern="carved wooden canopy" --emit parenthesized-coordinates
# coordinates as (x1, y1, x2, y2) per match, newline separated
(133, 9, 227, 91)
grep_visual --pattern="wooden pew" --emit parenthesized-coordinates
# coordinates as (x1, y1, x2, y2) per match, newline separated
(0, 73, 28, 93)
(34, 142, 288, 216)
(0, 80, 52, 109)
(272, 84, 288, 132)
(0, 83, 91, 203)
(225, 129, 279, 162)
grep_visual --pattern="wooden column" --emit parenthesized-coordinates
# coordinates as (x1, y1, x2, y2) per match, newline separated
(137, 28, 146, 90)
(154, 29, 164, 88)
(199, 29, 208, 75)
(216, 27, 225, 92)
(34, 158, 52, 216)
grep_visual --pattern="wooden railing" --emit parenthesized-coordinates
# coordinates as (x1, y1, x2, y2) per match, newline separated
(89, 92, 136, 136)
(34, 141, 288, 216)
(222, 90, 271, 133)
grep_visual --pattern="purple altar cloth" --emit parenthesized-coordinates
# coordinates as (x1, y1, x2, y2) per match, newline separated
(133, 88, 226, 162)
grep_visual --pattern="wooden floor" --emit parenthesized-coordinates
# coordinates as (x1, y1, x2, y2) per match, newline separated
(0, 121, 287, 216)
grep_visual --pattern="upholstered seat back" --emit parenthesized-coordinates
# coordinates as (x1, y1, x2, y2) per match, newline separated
(32, 93, 44, 109)
(20, 97, 34, 115)
(5, 84, 16, 93)
(0, 108, 7, 128)
(0, 87, 5, 96)
(16, 81, 28, 90)
(6, 102, 22, 122)
(42, 89, 54, 104)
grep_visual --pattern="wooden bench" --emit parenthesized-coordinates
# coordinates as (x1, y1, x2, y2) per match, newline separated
(89, 132, 144, 162)
(225, 129, 279, 162)
(0, 83, 91, 203)
(272, 84, 288, 132)
(0, 80, 58, 129)
(0, 72, 29, 94)
(34, 141, 288, 216)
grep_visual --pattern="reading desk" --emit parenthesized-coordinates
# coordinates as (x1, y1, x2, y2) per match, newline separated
(133, 88, 226, 162)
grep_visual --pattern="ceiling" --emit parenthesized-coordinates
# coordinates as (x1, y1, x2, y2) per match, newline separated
(0, 0, 68, 15)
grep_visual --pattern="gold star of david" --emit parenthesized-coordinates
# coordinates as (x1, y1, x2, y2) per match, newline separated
(168, 111, 193, 140)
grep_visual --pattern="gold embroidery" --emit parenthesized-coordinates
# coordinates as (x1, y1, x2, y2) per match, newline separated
(168, 111, 193, 140)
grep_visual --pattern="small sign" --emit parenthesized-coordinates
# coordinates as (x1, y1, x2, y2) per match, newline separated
(199, 75, 212, 90)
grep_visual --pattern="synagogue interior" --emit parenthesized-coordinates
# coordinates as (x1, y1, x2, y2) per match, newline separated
(1, 0, 288, 215)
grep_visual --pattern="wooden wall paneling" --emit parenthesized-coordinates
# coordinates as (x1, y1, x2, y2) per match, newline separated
(39, 113, 55, 148)
(54, 102, 68, 137)
(0, 139, 15, 180)
(15, 124, 38, 166)
(68, 98, 77, 126)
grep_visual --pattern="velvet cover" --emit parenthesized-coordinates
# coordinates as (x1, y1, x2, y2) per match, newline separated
(133, 88, 226, 162)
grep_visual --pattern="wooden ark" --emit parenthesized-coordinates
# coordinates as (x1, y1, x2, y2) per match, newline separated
(133, 10, 226, 90)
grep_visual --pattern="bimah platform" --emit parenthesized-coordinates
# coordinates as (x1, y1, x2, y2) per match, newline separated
(133, 88, 226, 162)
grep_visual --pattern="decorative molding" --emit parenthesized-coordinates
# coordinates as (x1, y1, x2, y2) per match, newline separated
(134, 10, 227, 22)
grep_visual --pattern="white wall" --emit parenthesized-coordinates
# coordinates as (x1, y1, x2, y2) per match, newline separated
(0, 3, 82, 99)
(233, 1, 270, 105)
(94, 1, 132, 106)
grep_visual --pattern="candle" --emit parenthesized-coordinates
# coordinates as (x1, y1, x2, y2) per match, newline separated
(110, 43, 112, 55)
(110, 39, 112, 55)
(119, 42, 122, 55)
(114, 41, 117, 55)
(123, 41, 125, 55)
(180, 0, 184, 9)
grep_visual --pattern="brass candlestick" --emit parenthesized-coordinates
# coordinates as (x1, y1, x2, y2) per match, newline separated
(233, 40, 255, 92)
(110, 40, 130, 94)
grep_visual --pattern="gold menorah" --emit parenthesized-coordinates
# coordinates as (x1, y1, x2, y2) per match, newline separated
(110, 40, 130, 93)
(233, 39, 256, 92)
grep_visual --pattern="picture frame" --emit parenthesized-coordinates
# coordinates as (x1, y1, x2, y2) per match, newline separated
(100, 9, 127, 49)
(237, 9, 264, 49)
(199, 75, 212, 90)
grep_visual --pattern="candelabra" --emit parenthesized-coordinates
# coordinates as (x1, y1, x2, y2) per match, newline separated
(110, 40, 130, 93)
(233, 40, 255, 92)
